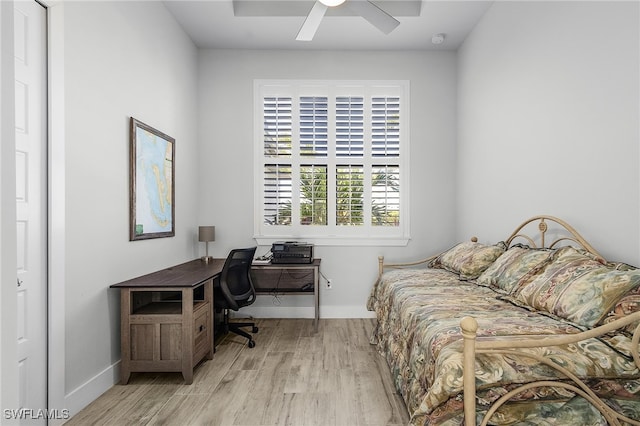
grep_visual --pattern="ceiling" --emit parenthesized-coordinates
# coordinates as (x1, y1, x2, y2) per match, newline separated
(163, 0, 494, 50)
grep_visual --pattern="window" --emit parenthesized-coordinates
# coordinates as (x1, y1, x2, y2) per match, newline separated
(254, 80, 410, 246)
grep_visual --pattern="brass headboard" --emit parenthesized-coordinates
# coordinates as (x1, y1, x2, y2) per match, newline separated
(505, 215, 604, 260)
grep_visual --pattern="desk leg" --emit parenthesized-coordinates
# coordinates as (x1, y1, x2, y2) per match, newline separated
(182, 288, 194, 385)
(314, 265, 320, 331)
(205, 279, 214, 360)
(120, 289, 131, 385)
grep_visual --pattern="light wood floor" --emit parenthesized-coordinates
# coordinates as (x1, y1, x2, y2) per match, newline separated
(65, 318, 410, 426)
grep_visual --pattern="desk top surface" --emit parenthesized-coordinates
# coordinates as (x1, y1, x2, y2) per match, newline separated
(110, 258, 321, 288)
(110, 258, 225, 288)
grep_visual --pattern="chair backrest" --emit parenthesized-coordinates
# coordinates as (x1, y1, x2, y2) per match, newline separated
(218, 247, 257, 311)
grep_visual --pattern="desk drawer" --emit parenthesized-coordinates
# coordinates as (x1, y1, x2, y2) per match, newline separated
(193, 303, 210, 357)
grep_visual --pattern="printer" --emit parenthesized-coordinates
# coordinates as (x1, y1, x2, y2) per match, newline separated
(271, 241, 314, 264)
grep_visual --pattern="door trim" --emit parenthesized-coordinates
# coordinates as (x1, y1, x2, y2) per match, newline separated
(45, 1, 67, 423)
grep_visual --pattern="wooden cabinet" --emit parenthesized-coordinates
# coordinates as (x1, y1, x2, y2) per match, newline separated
(111, 259, 224, 384)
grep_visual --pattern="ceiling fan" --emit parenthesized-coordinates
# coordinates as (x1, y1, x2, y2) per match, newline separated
(296, 0, 400, 41)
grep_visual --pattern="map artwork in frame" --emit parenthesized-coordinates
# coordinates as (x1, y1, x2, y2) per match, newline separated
(129, 117, 175, 241)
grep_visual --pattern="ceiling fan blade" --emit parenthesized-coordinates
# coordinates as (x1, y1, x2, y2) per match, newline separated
(296, 1, 328, 41)
(345, 0, 400, 35)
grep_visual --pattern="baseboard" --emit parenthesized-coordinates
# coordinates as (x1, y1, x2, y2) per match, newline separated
(64, 361, 119, 419)
(320, 305, 376, 318)
(240, 305, 375, 319)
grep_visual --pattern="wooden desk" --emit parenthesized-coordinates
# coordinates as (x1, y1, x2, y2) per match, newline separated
(251, 259, 321, 330)
(110, 259, 223, 384)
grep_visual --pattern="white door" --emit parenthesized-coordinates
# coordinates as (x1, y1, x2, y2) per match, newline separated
(15, 0, 47, 421)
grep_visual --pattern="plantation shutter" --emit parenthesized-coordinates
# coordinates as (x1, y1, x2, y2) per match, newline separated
(264, 164, 292, 225)
(336, 96, 364, 157)
(263, 97, 292, 157)
(300, 96, 328, 157)
(371, 96, 400, 157)
(336, 165, 364, 225)
(263, 96, 293, 225)
(371, 165, 400, 226)
(370, 96, 400, 226)
(255, 80, 409, 246)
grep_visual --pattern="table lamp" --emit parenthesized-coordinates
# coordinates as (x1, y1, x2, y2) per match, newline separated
(198, 226, 215, 262)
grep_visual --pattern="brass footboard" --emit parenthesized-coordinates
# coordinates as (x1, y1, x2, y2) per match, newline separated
(461, 312, 640, 426)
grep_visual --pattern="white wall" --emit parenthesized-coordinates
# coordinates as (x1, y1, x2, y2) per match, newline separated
(198, 49, 458, 317)
(60, 0, 199, 412)
(457, 1, 640, 264)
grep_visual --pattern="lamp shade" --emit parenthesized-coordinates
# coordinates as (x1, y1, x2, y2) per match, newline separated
(198, 226, 215, 242)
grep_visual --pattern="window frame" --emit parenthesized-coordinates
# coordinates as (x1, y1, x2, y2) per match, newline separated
(253, 79, 410, 247)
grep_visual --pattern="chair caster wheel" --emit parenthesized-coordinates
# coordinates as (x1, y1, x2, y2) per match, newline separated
(248, 340, 255, 348)
(252, 326, 259, 333)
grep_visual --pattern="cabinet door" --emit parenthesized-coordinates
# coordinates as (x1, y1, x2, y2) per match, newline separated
(130, 322, 182, 361)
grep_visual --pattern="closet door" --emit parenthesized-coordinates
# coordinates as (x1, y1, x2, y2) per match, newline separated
(15, 0, 47, 419)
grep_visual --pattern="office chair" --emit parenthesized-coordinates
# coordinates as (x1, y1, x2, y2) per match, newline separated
(214, 247, 259, 348)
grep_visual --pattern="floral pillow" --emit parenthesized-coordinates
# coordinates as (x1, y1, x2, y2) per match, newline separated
(598, 263, 640, 337)
(513, 246, 640, 328)
(430, 241, 506, 280)
(476, 245, 554, 294)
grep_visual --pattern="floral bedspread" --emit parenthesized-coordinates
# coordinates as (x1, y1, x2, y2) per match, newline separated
(367, 268, 640, 425)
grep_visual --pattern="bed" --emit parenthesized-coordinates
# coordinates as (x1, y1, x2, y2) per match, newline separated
(368, 215, 640, 425)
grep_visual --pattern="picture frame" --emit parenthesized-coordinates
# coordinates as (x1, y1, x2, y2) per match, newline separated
(129, 117, 175, 241)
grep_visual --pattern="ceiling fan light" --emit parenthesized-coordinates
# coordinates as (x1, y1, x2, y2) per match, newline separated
(319, 0, 346, 7)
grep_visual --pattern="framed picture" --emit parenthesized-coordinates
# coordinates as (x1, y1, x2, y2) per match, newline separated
(129, 117, 175, 241)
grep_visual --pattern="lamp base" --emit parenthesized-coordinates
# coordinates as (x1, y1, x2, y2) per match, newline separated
(201, 256, 213, 263)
